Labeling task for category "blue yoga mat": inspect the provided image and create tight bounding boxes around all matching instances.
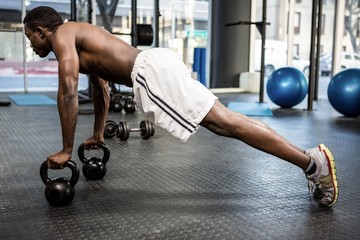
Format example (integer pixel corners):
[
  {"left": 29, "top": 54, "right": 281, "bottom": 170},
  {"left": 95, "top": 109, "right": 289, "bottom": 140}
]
[
  {"left": 8, "top": 94, "right": 56, "bottom": 106},
  {"left": 227, "top": 102, "right": 273, "bottom": 116}
]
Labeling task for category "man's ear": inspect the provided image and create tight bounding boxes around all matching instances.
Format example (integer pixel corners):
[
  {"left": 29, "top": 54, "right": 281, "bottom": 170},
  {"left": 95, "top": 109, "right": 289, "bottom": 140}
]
[{"left": 36, "top": 27, "right": 45, "bottom": 38}]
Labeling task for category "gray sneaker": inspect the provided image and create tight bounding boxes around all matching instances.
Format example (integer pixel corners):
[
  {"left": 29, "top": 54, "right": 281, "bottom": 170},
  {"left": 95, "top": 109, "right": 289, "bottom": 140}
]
[
  {"left": 305, "top": 144, "right": 326, "bottom": 156},
  {"left": 305, "top": 144, "right": 339, "bottom": 206}
]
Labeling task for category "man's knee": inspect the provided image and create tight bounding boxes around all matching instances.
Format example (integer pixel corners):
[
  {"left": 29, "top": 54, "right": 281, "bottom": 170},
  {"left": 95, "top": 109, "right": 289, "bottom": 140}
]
[{"left": 201, "top": 101, "right": 234, "bottom": 136}]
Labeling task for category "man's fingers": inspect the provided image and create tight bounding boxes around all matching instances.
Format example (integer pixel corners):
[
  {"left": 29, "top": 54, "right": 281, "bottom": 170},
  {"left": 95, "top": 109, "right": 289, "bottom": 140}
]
[
  {"left": 84, "top": 141, "right": 101, "bottom": 150},
  {"left": 47, "top": 159, "right": 64, "bottom": 169}
]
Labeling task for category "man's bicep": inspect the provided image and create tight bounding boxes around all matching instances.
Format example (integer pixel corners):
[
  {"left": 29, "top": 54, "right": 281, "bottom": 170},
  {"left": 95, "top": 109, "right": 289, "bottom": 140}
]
[{"left": 56, "top": 52, "right": 80, "bottom": 93}]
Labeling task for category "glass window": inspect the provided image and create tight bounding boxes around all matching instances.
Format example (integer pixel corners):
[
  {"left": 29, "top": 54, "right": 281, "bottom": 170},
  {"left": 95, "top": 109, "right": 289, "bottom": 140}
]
[
  {"left": 0, "top": 0, "right": 210, "bottom": 91},
  {"left": 294, "top": 12, "right": 301, "bottom": 34}
]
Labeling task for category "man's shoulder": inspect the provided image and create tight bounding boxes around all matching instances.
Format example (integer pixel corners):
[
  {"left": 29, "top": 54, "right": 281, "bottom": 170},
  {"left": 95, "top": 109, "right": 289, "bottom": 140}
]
[
  {"left": 54, "top": 22, "right": 94, "bottom": 41},
  {"left": 58, "top": 21, "right": 91, "bottom": 31}
]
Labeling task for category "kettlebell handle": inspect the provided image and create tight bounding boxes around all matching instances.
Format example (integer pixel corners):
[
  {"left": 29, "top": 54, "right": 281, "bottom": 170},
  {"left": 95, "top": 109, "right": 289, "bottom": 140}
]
[
  {"left": 78, "top": 142, "right": 110, "bottom": 165},
  {"left": 40, "top": 160, "right": 80, "bottom": 187}
]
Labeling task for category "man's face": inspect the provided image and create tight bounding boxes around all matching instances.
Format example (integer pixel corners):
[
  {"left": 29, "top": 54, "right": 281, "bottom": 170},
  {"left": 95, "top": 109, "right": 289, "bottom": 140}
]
[{"left": 24, "top": 24, "right": 51, "bottom": 58}]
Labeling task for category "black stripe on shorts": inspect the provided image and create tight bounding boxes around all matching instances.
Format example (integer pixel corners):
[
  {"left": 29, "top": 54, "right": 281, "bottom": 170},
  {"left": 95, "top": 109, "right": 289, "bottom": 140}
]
[{"left": 136, "top": 73, "right": 198, "bottom": 134}]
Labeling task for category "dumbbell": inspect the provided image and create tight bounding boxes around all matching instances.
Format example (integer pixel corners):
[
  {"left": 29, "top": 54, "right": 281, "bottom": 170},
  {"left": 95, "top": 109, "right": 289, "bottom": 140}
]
[
  {"left": 116, "top": 120, "right": 155, "bottom": 141},
  {"left": 104, "top": 120, "right": 117, "bottom": 138}
]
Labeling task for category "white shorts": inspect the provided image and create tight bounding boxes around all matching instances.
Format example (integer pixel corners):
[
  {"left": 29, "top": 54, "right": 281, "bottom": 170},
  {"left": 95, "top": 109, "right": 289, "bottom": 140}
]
[{"left": 131, "top": 48, "right": 218, "bottom": 142}]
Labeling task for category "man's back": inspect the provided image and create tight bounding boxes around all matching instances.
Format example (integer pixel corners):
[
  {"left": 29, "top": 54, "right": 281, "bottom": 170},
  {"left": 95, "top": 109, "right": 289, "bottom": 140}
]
[{"left": 53, "top": 22, "right": 141, "bottom": 86}]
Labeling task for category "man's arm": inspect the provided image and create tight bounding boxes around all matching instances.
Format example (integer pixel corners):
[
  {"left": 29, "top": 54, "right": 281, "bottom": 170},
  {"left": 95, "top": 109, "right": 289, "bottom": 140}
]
[
  {"left": 47, "top": 32, "right": 79, "bottom": 168},
  {"left": 57, "top": 58, "right": 79, "bottom": 155},
  {"left": 86, "top": 75, "right": 110, "bottom": 146}
]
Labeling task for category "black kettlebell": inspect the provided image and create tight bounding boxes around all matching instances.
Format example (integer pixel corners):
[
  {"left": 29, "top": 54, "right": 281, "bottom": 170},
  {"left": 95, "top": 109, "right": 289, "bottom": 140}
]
[
  {"left": 124, "top": 96, "right": 136, "bottom": 113},
  {"left": 78, "top": 143, "right": 110, "bottom": 180},
  {"left": 110, "top": 94, "right": 123, "bottom": 112},
  {"left": 40, "top": 160, "right": 80, "bottom": 206},
  {"left": 112, "top": 102, "right": 123, "bottom": 112}
]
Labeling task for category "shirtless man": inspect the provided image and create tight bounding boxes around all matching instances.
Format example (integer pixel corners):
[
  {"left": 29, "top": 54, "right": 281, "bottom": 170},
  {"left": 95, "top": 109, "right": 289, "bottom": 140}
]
[{"left": 23, "top": 6, "right": 338, "bottom": 206}]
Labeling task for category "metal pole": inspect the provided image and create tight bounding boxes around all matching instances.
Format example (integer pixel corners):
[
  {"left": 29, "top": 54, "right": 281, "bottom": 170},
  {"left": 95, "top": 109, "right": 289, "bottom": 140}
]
[
  {"left": 88, "top": 0, "right": 92, "bottom": 24},
  {"left": 131, "top": 0, "right": 138, "bottom": 47},
  {"left": 87, "top": 0, "right": 94, "bottom": 98},
  {"left": 314, "top": 0, "right": 323, "bottom": 101},
  {"left": 71, "top": 0, "right": 77, "bottom": 21},
  {"left": 91, "top": 0, "right": 96, "bottom": 24},
  {"left": 259, "top": 0, "right": 267, "bottom": 103},
  {"left": 21, "top": 0, "right": 28, "bottom": 93},
  {"left": 332, "top": 0, "right": 345, "bottom": 76},
  {"left": 248, "top": 0, "right": 257, "bottom": 73},
  {"left": 153, "top": 0, "right": 159, "bottom": 47},
  {"left": 171, "top": 2, "right": 176, "bottom": 39},
  {"left": 287, "top": 0, "right": 295, "bottom": 66},
  {"left": 308, "top": 0, "right": 318, "bottom": 111}
]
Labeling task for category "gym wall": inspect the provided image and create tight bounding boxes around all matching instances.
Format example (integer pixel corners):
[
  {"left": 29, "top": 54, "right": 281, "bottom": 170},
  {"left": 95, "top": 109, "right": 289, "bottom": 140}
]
[{"left": 209, "top": 0, "right": 251, "bottom": 88}]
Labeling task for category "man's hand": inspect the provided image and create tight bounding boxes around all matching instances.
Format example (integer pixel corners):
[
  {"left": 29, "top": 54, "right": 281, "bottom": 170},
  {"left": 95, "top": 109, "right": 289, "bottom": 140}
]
[
  {"left": 47, "top": 150, "right": 71, "bottom": 169},
  {"left": 84, "top": 135, "right": 105, "bottom": 150}
]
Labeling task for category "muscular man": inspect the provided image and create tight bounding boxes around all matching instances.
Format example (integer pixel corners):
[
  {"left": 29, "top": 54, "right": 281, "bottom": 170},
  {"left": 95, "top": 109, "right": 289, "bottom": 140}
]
[{"left": 23, "top": 6, "right": 338, "bottom": 206}]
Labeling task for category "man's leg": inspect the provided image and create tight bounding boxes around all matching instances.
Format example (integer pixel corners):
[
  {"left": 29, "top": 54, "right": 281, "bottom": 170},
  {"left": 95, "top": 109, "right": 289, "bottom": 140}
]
[
  {"left": 200, "top": 100, "right": 339, "bottom": 206},
  {"left": 200, "top": 100, "right": 310, "bottom": 169}
]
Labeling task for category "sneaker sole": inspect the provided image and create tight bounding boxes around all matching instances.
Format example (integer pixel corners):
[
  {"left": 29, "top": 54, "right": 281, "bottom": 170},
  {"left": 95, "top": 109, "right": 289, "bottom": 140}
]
[
  {"left": 318, "top": 143, "right": 326, "bottom": 151},
  {"left": 322, "top": 147, "right": 339, "bottom": 206}
]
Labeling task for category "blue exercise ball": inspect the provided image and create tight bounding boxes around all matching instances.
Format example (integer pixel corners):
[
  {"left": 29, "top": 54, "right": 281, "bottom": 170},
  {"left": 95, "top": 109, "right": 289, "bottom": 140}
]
[
  {"left": 266, "top": 67, "right": 308, "bottom": 108},
  {"left": 327, "top": 68, "right": 360, "bottom": 117}
]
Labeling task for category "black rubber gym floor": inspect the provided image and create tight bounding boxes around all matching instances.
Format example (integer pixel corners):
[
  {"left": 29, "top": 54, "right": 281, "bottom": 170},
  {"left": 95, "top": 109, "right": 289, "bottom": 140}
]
[{"left": 0, "top": 91, "right": 359, "bottom": 240}]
